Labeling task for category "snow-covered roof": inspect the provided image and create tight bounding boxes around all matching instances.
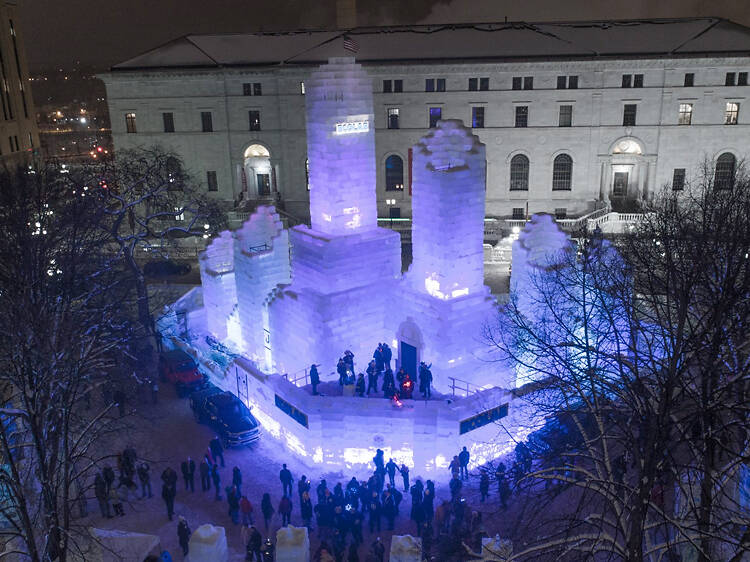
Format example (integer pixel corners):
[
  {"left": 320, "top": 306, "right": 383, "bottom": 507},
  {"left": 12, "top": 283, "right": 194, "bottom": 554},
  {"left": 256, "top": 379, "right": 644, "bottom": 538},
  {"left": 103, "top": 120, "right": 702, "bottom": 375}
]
[{"left": 112, "top": 18, "right": 750, "bottom": 71}]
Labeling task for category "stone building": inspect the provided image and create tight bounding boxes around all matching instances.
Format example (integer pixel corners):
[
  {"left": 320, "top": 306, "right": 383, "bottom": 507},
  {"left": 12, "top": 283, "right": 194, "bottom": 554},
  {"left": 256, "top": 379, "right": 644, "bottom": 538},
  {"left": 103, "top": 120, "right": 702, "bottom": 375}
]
[{"left": 101, "top": 18, "right": 750, "bottom": 220}]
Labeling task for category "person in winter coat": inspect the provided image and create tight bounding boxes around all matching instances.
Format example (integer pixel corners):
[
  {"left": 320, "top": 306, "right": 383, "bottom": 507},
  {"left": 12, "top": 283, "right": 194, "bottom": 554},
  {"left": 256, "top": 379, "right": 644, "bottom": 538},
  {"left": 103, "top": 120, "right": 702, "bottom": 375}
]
[
  {"left": 385, "top": 459, "right": 398, "bottom": 489},
  {"left": 371, "top": 537, "right": 385, "bottom": 562},
  {"left": 279, "top": 464, "right": 293, "bottom": 497},
  {"left": 232, "top": 466, "right": 243, "bottom": 496},
  {"left": 209, "top": 436, "right": 225, "bottom": 467},
  {"left": 300, "top": 491, "right": 313, "bottom": 529},
  {"left": 177, "top": 516, "right": 191, "bottom": 556},
  {"left": 261, "top": 493, "right": 274, "bottom": 531},
  {"left": 366, "top": 361, "right": 379, "bottom": 395},
  {"left": 94, "top": 473, "right": 110, "bottom": 518},
  {"left": 278, "top": 495, "right": 292, "bottom": 526},
  {"left": 355, "top": 373, "right": 365, "bottom": 397},
  {"left": 382, "top": 344, "right": 392, "bottom": 370},
  {"left": 449, "top": 474, "right": 462, "bottom": 500},
  {"left": 399, "top": 464, "right": 409, "bottom": 492},
  {"left": 162, "top": 482, "right": 176, "bottom": 520},
  {"left": 382, "top": 490, "right": 396, "bottom": 530},
  {"left": 211, "top": 464, "right": 221, "bottom": 500},
  {"left": 226, "top": 485, "right": 240, "bottom": 524},
  {"left": 368, "top": 492, "right": 381, "bottom": 533},
  {"left": 180, "top": 458, "right": 195, "bottom": 492},
  {"left": 199, "top": 459, "right": 211, "bottom": 492},
  {"left": 244, "top": 525, "right": 262, "bottom": 562},
  {"left": 448, "top": 455, "right": 461, "bottom": 479},
  {"left": 103, "top": 465, "right": 115, "bottom": 492},
  {"left": 346, "top": 543, "right": 359, "bottom": 562},
  {"left": 240, "top": 495, "right": 254, "bottom": 526},
  {"left": 137, "top": 462, "right": 153, "bottom": 499},
  {"left": 458, "top": 446, "right": 470, "bottom": 480},
  {"left": 309, "top": 364, "right": 320, "bottom": 395},
  {"left": 381, "top": 369, "right": 396, "bottom": 398}
]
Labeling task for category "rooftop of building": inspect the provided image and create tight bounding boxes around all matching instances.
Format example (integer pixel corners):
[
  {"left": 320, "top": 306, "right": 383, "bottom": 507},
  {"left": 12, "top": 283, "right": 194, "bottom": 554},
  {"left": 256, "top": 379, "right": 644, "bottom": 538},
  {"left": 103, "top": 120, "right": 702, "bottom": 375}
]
[{"left": 110, "top": 17, "right": 750, "bottom": 72}]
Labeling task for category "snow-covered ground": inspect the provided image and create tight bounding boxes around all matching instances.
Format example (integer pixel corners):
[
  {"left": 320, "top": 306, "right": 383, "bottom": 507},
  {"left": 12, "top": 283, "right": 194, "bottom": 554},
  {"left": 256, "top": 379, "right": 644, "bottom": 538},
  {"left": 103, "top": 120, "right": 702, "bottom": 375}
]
[{"left": 82, "top": 383, "right": 516, "bottom": 560}]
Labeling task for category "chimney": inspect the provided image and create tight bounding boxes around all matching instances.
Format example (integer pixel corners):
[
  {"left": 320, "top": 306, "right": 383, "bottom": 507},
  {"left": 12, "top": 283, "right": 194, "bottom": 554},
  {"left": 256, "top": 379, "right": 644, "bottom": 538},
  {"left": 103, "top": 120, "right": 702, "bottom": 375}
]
[{"left": 336, "top": 0, "right": 357, "bottom": 29}]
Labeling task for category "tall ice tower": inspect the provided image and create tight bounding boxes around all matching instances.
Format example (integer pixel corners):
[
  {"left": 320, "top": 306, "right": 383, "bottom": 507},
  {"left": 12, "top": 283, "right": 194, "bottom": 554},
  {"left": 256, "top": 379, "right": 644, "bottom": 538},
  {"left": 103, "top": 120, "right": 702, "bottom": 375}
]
[{"left": 269, "top": 57, "right": 402, "bottom": 374}]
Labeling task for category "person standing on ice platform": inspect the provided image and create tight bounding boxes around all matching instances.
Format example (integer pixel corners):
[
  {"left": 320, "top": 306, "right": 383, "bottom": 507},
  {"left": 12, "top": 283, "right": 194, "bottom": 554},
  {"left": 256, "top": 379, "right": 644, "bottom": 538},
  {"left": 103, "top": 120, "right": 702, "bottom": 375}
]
[
  {"left": 399, "top": 464, "right": 410, "bottom": 492},
  {"left": 337, "top": 358, "right": 347, "bottom": 386},
  {"left": 382, "top": 369, "right": 396, "bottom": 398},
  {"left": 382, "top": 344, "right": 392, "bottom": 370},
  {"left": 344, "top": 350, "right": 355, "bottom": 373},
  {"left": 373, "top": 345, "right": 384, "bottom": 372},
  {"left": 309, "top": 364, "right": 320, "bottom": 395},
  {"left": 458, "top": 446, "right": 470, "bottom": 480},
  {"left": 366, "top": 361, "right": 378, "bottom": 394},
  {"left": 356, "top": 373, "right": 366, "bottom": 396},
  {"left": 396, "top": 367, "right": 407, "bottom": 385},
  {"left": 419, "top": 362, "right": 433, "bottom": 398},
  {"left": 385, "top": 459, "right": 398, "bottom": 489}
]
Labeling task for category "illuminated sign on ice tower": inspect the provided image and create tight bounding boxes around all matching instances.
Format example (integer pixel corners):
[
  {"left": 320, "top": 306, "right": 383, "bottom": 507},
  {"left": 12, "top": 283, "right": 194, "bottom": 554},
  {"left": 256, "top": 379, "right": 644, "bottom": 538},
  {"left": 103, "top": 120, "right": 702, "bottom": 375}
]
[{"left": 306, "top": 57, "right": 377, "bottom": 234}]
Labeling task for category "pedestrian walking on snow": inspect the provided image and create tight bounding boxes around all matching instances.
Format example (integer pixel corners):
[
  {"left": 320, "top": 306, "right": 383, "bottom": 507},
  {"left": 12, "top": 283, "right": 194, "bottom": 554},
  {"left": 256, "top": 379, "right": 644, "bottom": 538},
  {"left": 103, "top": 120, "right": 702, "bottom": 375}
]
[
  {"left": 279, "top": 464, "right": 293, "bottom": 497},
  {"left": 199, "top": 459, "right": 211, "bottom": 492},
  {"left": 137, "top": 462, "right": 153, "bottom": 498},
  {"left": 211, "top": 464, "right": 222, "bottom": 500},
  {"left": 177, "top": 516, "right": 191, "bottom": 556},
  {"left": 162, "top": 482, "right": 176, "bottom": 520},
  {"left": 209, "top": 436, "right": 225, "bottom": 468},
  {"left": 309, "top": 364, "right": 320, "bottom": 395},
  {"left": 261, "top": 493, "right": 274, "bottom": 531},
  {"left": 400, "top": 464, "right": 410, "bottom": 492},
  {"left": 458, "top": 446, "right": 470, "bottom": 480},
  {"left": 180, "top": 458, "right": 195, "bottom": 492},
  {"left": 279, "top": 495, "right": 292, "bottom": 527},
  {"left": 233, "top": 466, "right": 242, "bottom": 496}
]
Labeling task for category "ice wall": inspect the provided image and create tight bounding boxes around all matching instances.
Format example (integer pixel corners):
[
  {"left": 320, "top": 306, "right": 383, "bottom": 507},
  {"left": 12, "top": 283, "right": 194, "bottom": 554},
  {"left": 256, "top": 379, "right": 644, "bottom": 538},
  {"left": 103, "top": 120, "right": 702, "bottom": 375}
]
[
  {"left": 410, "top": 119, "right": 486, "bottom": 299},
  {"left": 233, "top": 206, "right": 291, "bottom": 369},
  {"left": 199, "top": 231, "right": 236, "bottom": 340},
  {"left": 306, "top": 57, "right": 377, "bottom": 235}
]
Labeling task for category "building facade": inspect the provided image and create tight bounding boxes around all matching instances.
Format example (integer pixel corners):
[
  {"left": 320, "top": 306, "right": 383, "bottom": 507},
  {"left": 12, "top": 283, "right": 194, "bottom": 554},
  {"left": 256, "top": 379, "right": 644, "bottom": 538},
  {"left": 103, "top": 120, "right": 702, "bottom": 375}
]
[
  {"left": 101, "top": 18, "right": 750, "bottom": 221},
  {"left": 0, "top": 1, "right": 38, "bottom": 159}
]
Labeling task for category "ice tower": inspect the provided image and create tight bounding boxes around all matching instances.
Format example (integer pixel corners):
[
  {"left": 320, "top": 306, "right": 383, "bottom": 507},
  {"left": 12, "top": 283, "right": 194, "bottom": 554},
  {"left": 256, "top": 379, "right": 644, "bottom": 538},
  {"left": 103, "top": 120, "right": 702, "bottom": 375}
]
[
  {"left": 269, "top": 58, "right": 402, "bottom": 374},
  {"left": 395, "top": 120, "right": 501, "bottom": 389},
  {"left": 199, "top": 231, "right": 236, "bottom": 341}
]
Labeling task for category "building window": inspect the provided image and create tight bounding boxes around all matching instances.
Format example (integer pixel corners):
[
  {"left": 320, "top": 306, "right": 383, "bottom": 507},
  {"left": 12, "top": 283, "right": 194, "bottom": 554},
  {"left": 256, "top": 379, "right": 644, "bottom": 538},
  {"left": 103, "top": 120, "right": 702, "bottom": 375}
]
[
  {"left": 300, "top": 81, "right": 306, "bottom": 95},
  {"left": 243, "top": 83, "right": 252, "bottom": 96},
  {"left": 425, "top": 79, "right": 435, "bottom": 92},
  {"left": 429, "top": 107, "right": 441, "bottom": 128},
  {"left": 512, "top": 207, "right": 525, "bottom": 220},
  {"left": 385, "top": 155, "right": 404, "bottom": 191},
  {"left": 479, "top": 77, "right": 489, "bottom": 91},
  {"left": 162, "top": 112, "right": 174, "bottom": 133},
  {"left": 726, "top": 72, "right": 736, "bottom": 86},
  {"left": 523, "top": 76, "right": 533, "bottom": 90},
  {"left": 633, "top": 74, "right": 644, "bottom": 88},
  {"left": 623, "top": 104, "right": 637, "bottom": 126},
  {"left": 558, "top": 105, "right": 572, "bottom": 127},
  {"left": 394, "top": 79, "right": 403, "bottom": 93},
  {"left": 383, "top": 80, "right": 392, "bottom": 93},
  {"left": 678, "top": 103, "right": 693, "bottom": 125},
  {"left": 472, "top": 106, "right": 485, "bottom": 128},
  {"left": 672, "top": 168, "right": 686, "bottom": 191},
  {"left": 512, "top": 77, "right": 522, "bottom": 90},
  {"left": 436, "top": 78, "right": 446, "bottom": 92},
  {"left": 715, "top": 153, "right": 736, "bottom": 190},
  {"left": 253, "top": 83, "right": 262, "bottom": 96},
  {"left": 468, "top": 78, "right": 478, "bottom": 91},
  {"left": 509, "top": 154, "right": 529, "bottom": 191},
  {"left": 249, "top": 110, "right": 261, "bottom": 131},
  {"left": 555, "top": 208, "right": 568, "bottom": 219},
  {"left": 201, "top": 111, "right": 213, "bottom": 132},
  {"left": 740, "top": 72, "right": 748, "bottom": 86},
  {"left": 515, "top": 106, "right": 528, "bottom": 128},
  {"left": 622, "top": 74, "right": 632, "bottom": 88},
  {"left": 568, "top": 75, "right": 578, "bottom": 89},
  {"left": 125, "top": 112, "right": 136, "bottom": 133},
  {"left": 206, "top": 171, "right": 218, "bottom": 192},
  {"left": 174, "top": 206, "right": 185, "bottom": 221},
  {"left": 725, "top": 102, "right": 740, "bottom": 125},
  {"left": 557, "top": 75, "right": 567, "bottom": 89},
  {"left": 552, "top": 154, "right": 573, "bottom": 191},
  {"left": 684, "top": 73, "right": 694, "bottom": 87},
  {"left": 389, "top": 207, "right": 401, "bottom": 218},
  {"left": 387, "top": 108, "right": 399, "bottom": 129}
]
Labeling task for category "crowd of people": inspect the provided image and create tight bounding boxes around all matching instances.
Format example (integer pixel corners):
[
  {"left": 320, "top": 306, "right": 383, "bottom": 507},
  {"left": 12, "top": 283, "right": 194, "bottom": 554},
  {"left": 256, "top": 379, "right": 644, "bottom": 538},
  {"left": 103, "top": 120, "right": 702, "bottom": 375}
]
[{"left": 309, "top": 344, "right": 435, "bottom": 401}]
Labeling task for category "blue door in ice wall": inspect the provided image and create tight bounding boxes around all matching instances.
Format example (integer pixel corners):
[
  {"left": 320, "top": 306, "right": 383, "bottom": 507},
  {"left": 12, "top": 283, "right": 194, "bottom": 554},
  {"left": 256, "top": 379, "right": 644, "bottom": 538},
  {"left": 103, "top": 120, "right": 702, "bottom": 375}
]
[{"left": 400, "top": 341, "right": 417, "bottom": 379}]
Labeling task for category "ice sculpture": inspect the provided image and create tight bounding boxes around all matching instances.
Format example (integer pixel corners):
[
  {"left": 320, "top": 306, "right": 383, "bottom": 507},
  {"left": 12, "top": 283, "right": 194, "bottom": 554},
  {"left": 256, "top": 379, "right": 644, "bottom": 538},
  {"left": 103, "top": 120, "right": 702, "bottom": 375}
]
[
  {"left": 306, "top": 57, "right": 377, "bottom": 235},
  {"left": 410, "top": 119, "right": 487, "bottom": 299},
  {"left": 199, "top": 230, "right": 236, "bottom": 341},
  {"left": 233, "top": 206, "right": 291, "bottom": 370},
  {"left": 275, "top": 525, "right": 310, "bottom": 562}
]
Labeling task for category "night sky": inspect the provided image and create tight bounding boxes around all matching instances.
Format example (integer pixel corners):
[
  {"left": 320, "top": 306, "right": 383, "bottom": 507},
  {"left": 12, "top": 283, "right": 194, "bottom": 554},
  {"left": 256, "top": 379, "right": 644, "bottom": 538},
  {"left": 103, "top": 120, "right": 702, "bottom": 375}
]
[{"left": 22, "top": 0, "right": 750, "bottom": 71}]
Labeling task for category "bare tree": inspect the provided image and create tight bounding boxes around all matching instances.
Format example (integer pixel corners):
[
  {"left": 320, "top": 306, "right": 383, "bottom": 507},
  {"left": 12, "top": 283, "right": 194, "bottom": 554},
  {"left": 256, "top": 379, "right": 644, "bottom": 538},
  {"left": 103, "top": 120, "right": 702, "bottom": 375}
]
[
  {"left": 487, "top": 160, "right": 750, "bottom": 561},
  {"left": 0, "top": 163, "right": 132, "bottom": 561}
]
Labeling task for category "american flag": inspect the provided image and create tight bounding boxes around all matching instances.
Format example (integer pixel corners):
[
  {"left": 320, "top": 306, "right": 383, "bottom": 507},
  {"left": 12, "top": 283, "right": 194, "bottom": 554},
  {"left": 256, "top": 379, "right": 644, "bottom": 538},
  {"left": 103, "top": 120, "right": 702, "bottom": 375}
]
[{"left": 343, "top": 35, "right": 359, "bottom": 53}]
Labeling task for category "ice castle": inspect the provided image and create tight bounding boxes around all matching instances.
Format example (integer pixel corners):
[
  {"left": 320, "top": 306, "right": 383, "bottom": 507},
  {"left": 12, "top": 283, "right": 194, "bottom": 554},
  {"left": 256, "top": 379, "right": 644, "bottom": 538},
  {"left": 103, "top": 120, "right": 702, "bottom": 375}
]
[{"left": 166, "top": 57, "right": 559, "bottom": 474}]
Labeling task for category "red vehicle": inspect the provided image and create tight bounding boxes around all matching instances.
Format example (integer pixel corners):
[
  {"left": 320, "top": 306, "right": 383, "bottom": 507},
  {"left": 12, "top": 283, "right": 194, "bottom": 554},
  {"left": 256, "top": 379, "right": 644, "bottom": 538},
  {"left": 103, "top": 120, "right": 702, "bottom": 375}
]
[{"left": 158, "top": 349, "right": 207, "bottom": 396}]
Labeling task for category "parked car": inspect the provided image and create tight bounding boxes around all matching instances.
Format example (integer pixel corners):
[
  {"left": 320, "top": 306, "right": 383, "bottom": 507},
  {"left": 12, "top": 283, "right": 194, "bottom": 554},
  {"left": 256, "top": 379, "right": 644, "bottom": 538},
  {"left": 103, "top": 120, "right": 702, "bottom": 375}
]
[
  {"left": 158, "top": 349, "right": 207, "bottom": 396},
  {"left": 144, "top": 260, "right": 191, "bottom": 278},
  {"left": 189, "top": 386, "right": 261, "bottom": 448}
]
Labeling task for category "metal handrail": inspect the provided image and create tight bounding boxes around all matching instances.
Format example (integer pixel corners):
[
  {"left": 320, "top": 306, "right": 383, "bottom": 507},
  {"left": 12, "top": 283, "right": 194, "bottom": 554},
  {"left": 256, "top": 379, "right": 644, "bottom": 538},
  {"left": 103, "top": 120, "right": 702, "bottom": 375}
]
[{"left": 448, "top": 376, "right": 480, "bottom": 398}]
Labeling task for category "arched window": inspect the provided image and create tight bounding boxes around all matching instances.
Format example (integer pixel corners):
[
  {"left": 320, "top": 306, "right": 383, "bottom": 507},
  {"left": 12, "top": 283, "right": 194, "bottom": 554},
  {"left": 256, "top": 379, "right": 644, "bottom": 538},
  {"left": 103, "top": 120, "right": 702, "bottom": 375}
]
[
  {"left": 715, "top": 152, "right": 736, "bottom": 190},
  {"left": 385, "top": 155, "right": 404, "bottom": 191},
  {"left": 552, "top": 154, "right": 573, "bottom": 191},
  {"left": 509, "top": 154, "right": 529, "bottom": 191}
]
